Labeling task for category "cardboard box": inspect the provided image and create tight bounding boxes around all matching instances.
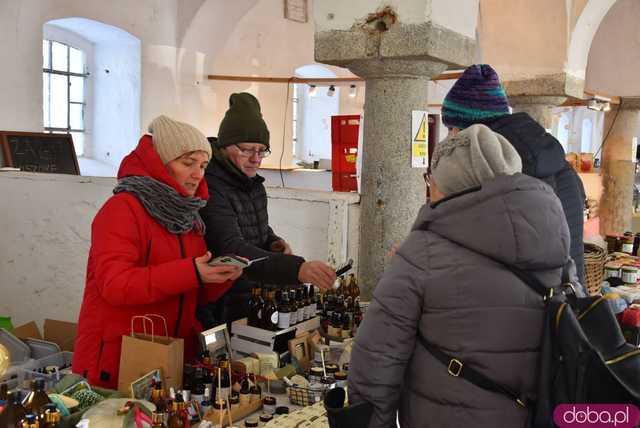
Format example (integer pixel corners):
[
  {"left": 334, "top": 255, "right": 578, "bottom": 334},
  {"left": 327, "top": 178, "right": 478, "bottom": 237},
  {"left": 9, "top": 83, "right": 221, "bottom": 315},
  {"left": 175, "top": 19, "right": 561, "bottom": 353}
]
[
  {"left": 12, "top": 319, "right": 77, "bottom": 352},
  {"left": 12, "top": 321, "right": 43, "bottom": 340}
]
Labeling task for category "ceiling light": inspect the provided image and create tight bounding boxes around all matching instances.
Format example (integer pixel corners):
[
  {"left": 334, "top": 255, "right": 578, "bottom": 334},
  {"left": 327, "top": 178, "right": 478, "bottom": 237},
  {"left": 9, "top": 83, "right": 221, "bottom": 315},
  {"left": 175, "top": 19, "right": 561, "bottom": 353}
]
[
  {"left": 587, "top": 99, "right": 600, "bottom": 111},
  {"left": 327, "top": 85, "right": 336, "bottom": 97},
  {"left": 602, "top": 102, "right": 611, "bottom": 112},
  {"left": 308, "top": 84, "right": 317, "bottom": 97},
  {"left": 349, "top": 84, "right": 357, "bottom": 98}
]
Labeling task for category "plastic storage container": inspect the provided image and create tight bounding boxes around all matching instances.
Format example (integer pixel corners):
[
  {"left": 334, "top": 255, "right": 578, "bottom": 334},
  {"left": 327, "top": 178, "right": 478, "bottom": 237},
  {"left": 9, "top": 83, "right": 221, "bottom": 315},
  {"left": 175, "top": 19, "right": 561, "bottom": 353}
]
[{"left": 331, "top": 115, "right": 359, "bottom": 192}]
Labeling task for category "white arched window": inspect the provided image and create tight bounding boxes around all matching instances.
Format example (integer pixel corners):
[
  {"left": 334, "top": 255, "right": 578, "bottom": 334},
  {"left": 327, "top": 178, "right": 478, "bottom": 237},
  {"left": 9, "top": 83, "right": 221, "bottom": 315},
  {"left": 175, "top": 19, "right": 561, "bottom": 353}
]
[
  {"left": 293, "top": 65, "right": 340, "bottom": 164},
  {"left": 44, "top": 18, "right": 141, "bottom": 177},
  {"left": 43, "top": 34, "right": 89, "bottom": 156},
  {"left": 581, "top": 118, "right": 593, "bottom": 153}
]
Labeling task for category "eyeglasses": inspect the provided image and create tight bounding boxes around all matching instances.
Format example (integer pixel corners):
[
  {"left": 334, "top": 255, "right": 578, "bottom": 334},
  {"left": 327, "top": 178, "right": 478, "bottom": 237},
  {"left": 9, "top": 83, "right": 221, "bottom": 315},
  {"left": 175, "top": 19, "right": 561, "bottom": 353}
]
[
  {"left": 423, "top": 172, "right": 431, "bottom": 187},
  {"left": 234, "top": 144, "right": 271, "bottom": 158}
]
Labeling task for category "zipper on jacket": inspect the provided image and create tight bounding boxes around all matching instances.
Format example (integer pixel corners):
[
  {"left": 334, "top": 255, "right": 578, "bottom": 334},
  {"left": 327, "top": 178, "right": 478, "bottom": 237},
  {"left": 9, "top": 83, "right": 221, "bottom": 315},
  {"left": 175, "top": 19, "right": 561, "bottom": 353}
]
[{"left": 174, "top": 235, "right": 186, "bottom": 337}]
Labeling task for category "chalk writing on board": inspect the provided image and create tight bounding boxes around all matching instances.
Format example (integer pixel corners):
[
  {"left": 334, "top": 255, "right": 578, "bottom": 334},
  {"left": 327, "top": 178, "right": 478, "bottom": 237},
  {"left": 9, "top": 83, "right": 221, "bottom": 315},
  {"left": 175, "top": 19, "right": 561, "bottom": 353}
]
[{"left": 1, "top": 132, "right": 79, "bottom": 175}]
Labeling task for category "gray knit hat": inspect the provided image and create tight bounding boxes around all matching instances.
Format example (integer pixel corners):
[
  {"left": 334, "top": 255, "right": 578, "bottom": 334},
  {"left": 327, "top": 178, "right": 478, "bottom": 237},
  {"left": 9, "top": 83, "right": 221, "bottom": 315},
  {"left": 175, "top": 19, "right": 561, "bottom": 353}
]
[
  {"left": 431, "top": 124, "right": 522, "bottom": 195},
  {"left": 148, "top": 115, "right": 212, "bottom": 165}
]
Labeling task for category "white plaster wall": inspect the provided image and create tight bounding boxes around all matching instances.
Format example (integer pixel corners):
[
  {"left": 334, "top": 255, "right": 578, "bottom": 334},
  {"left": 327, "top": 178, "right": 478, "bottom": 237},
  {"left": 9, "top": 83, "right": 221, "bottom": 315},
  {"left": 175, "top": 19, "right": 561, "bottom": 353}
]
[
  {"left": 93, "top": 42, "right": 141, "bottom": 169},
  {"left": 313, "top": 0, "right": 478, "bottom": 38},
  {"left": 0, "top": 172, "right": 359, "bottom": 328},
  {"left": 430, "top": 0, "right": 479, "bottom": 39},
  {"left": 585, "top": 0, "right": 640, "bottom": 96},
  {"left": 260, "top": 169, "right": 332, "bottom": 191}
]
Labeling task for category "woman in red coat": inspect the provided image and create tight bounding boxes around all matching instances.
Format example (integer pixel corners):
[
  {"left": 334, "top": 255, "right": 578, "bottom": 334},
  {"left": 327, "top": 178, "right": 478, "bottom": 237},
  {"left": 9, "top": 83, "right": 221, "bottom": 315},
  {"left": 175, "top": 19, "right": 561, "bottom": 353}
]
[{"left": 73, "top": 115, "right": 242, "bottom": 389}]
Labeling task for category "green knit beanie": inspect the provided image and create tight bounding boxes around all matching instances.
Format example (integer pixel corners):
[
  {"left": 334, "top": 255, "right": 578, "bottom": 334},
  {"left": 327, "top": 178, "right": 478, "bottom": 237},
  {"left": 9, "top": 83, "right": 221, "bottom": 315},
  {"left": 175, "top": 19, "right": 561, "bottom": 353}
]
[{"left": 216, "top": 92, "right": 270, "bottom": 149}]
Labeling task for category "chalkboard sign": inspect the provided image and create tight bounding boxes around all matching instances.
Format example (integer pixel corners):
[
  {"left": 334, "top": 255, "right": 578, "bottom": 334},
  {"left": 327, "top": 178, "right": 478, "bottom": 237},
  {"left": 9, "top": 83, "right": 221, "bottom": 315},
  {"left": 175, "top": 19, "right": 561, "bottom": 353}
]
[{"left": 0, "top": 131, "right": 80, "bottom": 175}]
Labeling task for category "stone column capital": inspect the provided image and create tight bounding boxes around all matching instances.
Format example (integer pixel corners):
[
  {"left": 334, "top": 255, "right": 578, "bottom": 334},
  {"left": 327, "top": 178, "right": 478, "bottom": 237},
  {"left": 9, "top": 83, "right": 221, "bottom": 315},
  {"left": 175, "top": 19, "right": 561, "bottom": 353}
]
[
  {"left": 503, "top": 72, "right": 584, "bottom": 100},
  {"left": 508, "top": 95, "right": 568, "bottom": 108},
  {"left": 315, "top": 21, "right": 475, "bottom": 79}
]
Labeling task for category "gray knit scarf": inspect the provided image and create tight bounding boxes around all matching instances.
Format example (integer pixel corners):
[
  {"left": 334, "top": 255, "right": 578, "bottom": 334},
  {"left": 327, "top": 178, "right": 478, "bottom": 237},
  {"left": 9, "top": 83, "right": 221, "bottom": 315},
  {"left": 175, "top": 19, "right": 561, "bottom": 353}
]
[{"left": 114, "top": 176, "right": 207, "bottom": 235}]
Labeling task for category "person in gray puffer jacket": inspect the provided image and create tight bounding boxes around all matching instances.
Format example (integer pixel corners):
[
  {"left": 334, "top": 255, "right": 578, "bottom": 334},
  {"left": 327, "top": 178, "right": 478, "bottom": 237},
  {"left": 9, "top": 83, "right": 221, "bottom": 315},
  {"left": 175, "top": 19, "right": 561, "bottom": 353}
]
[{"left": 348, "top": 124, "right": 572, "bottom": 428}]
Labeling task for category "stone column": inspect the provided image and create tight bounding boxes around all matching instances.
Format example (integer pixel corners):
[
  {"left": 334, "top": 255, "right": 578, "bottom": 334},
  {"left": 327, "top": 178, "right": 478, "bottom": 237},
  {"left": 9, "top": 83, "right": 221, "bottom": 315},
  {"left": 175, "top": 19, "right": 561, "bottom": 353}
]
[
  {"left": 504, "top": 73, "right": 584, "bottom": 130},
  {"left": 315, "top": 19, "right": 475, "bottom": 297},
  {"left": 600, "top": 97, "right": 640, "bottom": 236},
  {"left": 509, "top": 96, "right": 567, "bottom": 130}
]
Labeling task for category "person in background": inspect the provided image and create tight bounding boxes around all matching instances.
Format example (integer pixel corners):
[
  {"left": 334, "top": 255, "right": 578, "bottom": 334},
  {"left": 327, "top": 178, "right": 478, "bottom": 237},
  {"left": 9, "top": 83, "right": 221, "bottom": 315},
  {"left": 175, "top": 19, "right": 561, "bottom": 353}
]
[
  {"left": 73, "top": 115, "right": 242, "bottom": 389},
  {"left": 200, "top": 93, "right": 336, "bottom": 325},
  {"left": 441, "top": 64, "right": 586, "bottom": 284},
  {"left": 348, "top": 124, "right": 573, "bottom": 427}
]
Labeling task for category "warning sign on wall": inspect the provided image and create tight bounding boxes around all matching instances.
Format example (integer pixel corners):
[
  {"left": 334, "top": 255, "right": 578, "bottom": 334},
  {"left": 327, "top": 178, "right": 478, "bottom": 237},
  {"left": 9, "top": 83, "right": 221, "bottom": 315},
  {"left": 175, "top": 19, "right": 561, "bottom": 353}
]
[{"left": 411, "top": 111, "right": 429, "bottom": 168}]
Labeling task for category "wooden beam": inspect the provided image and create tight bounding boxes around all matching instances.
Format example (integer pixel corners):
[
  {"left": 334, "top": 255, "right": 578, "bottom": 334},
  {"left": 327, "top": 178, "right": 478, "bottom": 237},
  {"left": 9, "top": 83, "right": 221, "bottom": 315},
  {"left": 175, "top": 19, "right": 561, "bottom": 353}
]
[
  {"left": 207, "top": 75, "right": 364, "bottom": 84},
  {"left": 431, "top": 71, "right": 463, "bottom": 81},
  {"left": 583, "top": 89, "right": 621, "bottom": 104},
  {"left": 207, "top": 71, "right": 466, "bottom": 85}
]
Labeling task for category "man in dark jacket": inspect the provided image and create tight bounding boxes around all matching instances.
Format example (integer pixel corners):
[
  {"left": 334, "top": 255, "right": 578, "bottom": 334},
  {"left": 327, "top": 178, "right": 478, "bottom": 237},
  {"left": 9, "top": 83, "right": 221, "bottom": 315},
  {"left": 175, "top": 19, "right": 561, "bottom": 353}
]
[
  {"left": 200, "top": 92, "right": 336, "bottom": 324},
  {"left": 441, "top": 64, "right": 586, "bottom": 283}
]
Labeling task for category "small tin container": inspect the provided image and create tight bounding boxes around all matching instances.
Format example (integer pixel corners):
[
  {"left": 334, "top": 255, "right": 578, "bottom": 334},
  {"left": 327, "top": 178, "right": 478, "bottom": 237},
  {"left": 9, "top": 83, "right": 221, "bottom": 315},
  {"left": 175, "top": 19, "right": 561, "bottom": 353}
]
[
  {"left": 621, "top": 266, "right": 639, "bottom": 284},
  {"left": 262, "top": 395, "right": 277, "bottom": 414},
  {"left": 309, "top": 366, "right": 324, "bottom": 383},
  {"left": 604, "top": 263, "right": 621, "bottom": 279},
  {"left": 334, "top": 371, "right": 348, "bottom": 388},
  {"left": 314, "top": 344, "right": 330, "bottom": 363},
  {"left": 260, "top": 413, "right": 274, "bottom": 423},
  {"left": 244, "top": 418, "right": 259, "bottom": 428},
  {"left": 324, "top": 363, "right": 339, "bottom": 376}
]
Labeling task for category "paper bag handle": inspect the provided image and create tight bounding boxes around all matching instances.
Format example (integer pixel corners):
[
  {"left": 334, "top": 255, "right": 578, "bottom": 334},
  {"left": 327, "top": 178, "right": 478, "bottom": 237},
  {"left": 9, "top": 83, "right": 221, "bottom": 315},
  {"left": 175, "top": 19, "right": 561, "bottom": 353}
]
[
  {"left": 130, "top": 314, "right": 169, "bottom": 342},
  {"left": 131, "top": 315, "right": 154, "bottom": 340},
  {"left": 144, "top": 314, "right": 169, "bottom": 338}
]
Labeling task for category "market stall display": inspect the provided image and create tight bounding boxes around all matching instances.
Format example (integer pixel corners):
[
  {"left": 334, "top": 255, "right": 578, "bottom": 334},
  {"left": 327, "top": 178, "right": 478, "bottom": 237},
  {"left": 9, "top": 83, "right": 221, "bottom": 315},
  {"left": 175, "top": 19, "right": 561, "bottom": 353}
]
[{"left": 0, "top": 271, "right": 367, "bottom": 427}]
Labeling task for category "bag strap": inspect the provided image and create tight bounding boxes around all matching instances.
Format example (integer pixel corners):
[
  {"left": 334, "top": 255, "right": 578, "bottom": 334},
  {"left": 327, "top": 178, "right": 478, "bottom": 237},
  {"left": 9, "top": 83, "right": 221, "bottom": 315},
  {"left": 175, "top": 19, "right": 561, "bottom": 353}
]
[{"left": 417, "top": 334, "right": 528, "bottom": 408}]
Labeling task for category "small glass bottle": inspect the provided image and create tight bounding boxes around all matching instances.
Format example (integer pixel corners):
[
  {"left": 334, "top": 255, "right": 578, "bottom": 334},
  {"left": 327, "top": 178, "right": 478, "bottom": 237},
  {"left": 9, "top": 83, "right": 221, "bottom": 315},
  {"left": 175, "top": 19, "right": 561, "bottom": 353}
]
[
  {"left": 622, "top": 232, "right": 634, "bottom": 254},
  {"left": 288, "top": 290, "right": 298, "bottom": 325},
  {"left": 41, "top": 404, "right": 61, "bottom": 428},
  {"left": 248, "top": 287, "right": 264, "bottom": 328},
  {"left": 277, "top": 289, "right": 292, "bottom": 329},
  {"left": 0, "top": 382, "right": 8, "bottom": 403},
  {"left": 167, "top": 393, "right": 187, "bottom": 428},
  {"left": 308, "top": 285, "right": 317, "bottom": 317},
  {"left": 200, "top": 387, "right": 212, "bottom": 416},
  {"left": 20, "top": 414, "right": 39, "bottom": 428},
  {"left": 249, "top": 374, "right": 261, "bottom": 402},
  {"left": 0, "top": 391, "right": 26, "bottom": 428},
  {"left": 217, "top": 359, "right": 231, "bottom": 401},
  {"left": 239, "top": 375, "right": 251, "bottom": 406},
  {"left": 262, "top": 290, "right": 279, "bottom": 330},
  {"left": 151, "top": 412, "right": 168, "bottom": 428},
  {"left": 23, "top": 379, "right": 52, "bottom": 420},
  {"left": 295, "top": 288, "right": 305, "bottom": 323},
  {"left": 151, "top": 381, "right": 167, "bottom": 415}
]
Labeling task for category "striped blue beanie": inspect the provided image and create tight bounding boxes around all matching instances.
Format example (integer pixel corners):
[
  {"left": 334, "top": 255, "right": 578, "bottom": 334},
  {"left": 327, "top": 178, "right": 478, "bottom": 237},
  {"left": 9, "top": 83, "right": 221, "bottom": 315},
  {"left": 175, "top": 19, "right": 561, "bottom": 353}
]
[{"left": 441, "top": 64, "right": 510, "bottom": 130}]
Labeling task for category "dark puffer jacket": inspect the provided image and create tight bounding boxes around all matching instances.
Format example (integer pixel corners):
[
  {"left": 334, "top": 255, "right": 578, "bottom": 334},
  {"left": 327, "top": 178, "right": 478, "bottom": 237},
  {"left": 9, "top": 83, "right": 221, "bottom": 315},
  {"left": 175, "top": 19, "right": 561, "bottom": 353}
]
[
  {"left": 483, "top": 113, "right": 586, "bottom": 283},
  {"left": 348, "top": 174, "right": 571, "bottom": 428}
]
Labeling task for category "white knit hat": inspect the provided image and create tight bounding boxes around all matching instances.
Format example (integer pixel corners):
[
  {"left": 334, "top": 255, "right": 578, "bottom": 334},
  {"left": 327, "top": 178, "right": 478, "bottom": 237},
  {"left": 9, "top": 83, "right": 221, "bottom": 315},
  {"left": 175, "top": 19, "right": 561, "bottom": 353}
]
[
  {"left": 148, "top": 115, "right": 212, "bottom": 164},
  {"left": 431, "top": 124, "right": 522, "bottom": 195}
]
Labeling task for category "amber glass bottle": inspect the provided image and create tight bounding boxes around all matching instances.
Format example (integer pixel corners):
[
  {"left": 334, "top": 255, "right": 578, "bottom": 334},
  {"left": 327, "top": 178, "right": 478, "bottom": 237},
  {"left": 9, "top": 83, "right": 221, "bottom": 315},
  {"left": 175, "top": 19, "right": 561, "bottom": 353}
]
[
  {"left": 23, "top": 379, "right": 51, "bottom": 419},
  {"left": 40, "top": 404, "right": 61, "bottom": 428},
  {"left": 0, "top": 391, "right": 27, "bottom": 428},
  {"left": 262, "top": 291, "right": 279, "bottom": 330},
  {"left": 167, "top": 393, "right": 187, "bottom": 428},
  {"left": 277, "top": 289, "right": 291, "bottom": 329},
  {"left": 248, "top": 287, "right": 264, "bottom": 327}
]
